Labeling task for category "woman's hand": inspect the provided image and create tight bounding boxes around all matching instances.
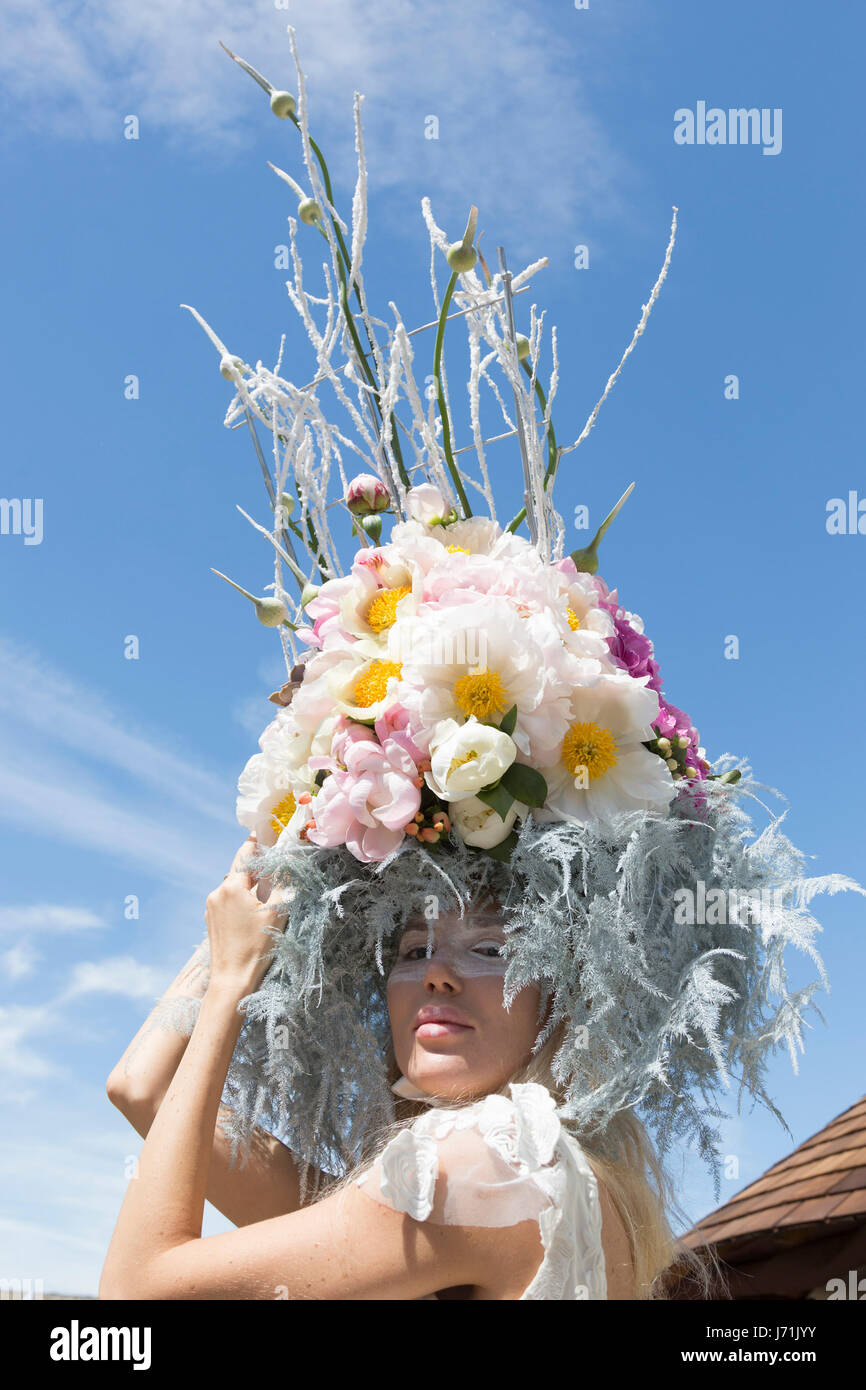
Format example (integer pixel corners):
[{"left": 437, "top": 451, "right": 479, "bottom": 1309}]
[{"left": 204, "top": 834, "right": 286, "bottom": 997}]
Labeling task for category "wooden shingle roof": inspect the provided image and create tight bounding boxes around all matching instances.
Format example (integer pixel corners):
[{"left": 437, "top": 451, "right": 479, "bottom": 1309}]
[{"left": 682, "top": 1093, "right": 866, "bottom": 1248}]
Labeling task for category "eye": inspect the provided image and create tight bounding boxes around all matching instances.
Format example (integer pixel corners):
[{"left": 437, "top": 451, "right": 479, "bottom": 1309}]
[
  {"left": 402, "top": 945, "right": 431, "bottom": 961},
  {"left": 475, "top": 942, "right": 503, "bottom": 957}
]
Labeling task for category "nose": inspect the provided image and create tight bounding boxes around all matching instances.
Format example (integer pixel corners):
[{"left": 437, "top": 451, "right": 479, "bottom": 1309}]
[{"left": 422, "top": 948, "right": 463, "bottom": 993}]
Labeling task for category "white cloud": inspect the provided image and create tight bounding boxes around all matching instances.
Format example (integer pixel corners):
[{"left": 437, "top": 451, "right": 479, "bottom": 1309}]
[
  {"left": 0, "top": 905, "right": 106, "bottom": 934},
  {"left": 0, "top": 635, "right": 240, "bottom": 888},
  {"left": 0, "top": 944, "right": 41, "bottom": 981},
  {"left": 0, "top": 1003, "right": 65, "bottom": 1082},
  {"left": 0, "top": 759, "right": 228, "bottom": 888},
  {"left": 0, "top": 636, "right": 237, "bottom": 827},
  {"left": 0, "top": 0, "right": 631, "bottom": 254},
  {"left": 61, "top": 955, "right": 167, "bottom": 1002}
]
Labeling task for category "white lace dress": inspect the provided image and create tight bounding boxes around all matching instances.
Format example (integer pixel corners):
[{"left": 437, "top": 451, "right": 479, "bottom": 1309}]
[{"left": 354, "top": 1080, "right": 607, "bottom": 1300}]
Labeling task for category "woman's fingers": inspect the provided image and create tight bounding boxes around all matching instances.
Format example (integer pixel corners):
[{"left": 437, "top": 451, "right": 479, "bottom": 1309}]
[{"left": 227, "top": 833, "right": 258, "bottom": 879}]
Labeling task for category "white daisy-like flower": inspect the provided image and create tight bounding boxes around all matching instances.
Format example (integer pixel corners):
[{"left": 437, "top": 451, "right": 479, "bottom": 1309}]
[
  {"left": 325, "top": 637, "right": 406, "bottom": 722},
  {"left": 236, "top": 706, "right": 333, "bottom": 847},
  {"left": 560, "top": 571, "right": 616, "bottom": 642},
  {"left": 391, "top": 599, "right": 569, "bottom": 762},
  {"left": 536, "top": 671, "right": 675, "bottom": 827},
  {"left": 306, "top": 546, "right": 426, "bottom": 650},
  {"left": 390, "top": 515, "right": 538, "bottom": 567}
]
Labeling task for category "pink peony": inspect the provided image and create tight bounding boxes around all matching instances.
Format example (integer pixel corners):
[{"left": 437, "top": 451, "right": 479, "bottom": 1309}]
[
  {"left": 373, "top": 704, "right": 427, "bottom": 765},
  {"left": 306, "top": 718, "right": 422, "bottom": 862}
]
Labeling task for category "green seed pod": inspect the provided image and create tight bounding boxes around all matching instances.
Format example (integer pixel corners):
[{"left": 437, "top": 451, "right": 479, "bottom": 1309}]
[
  {"left": 278, "top": 492, "right": 295, "bottom": 518},
  {"left": 270, "top": 90, "right": 297, "bottom": 118},
  {"left": 298, "top": 198, "right": 322, "bottom": 226},
  {"left": 254, "top": 597, "right": 290, "bottom": 627},
  {"left": 515, "top": 333, "right": 531, "bottom": 361},
  {"left": 360, "top": 513, "right": 383, "bottom": 543},
  {"left": 446, "top": 205, "right": 479, "bottom": 273},
  {"left": 300, "top": 583, "right": 320, "bottom": 607},
  {"left": 212, "top": 568, "right": 289, "bottom": 628},
  {"left": 447, "top": 242, "right": 477, "bottom": 272},
  {"left": 569, "top": 482, "right": 635, "bottom": 574}
]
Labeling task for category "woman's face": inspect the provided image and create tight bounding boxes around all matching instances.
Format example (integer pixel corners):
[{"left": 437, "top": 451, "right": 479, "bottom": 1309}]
[{"left": 386, "top": 902, "right": 543, "bottom": 1101}]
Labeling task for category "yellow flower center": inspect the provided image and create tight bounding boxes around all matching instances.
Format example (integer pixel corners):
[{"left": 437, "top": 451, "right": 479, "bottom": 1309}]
[
  {"left": 448, "top": 748, "right": 479, "bottom": 777},
  {"left": 352, "top": 659, "right": 403, "bottom": 707},
  {"left": 566, "top": 606, "right": 581, "bottom": 630},
  {"left": 365, "top": 585, "right": 411, "bottom": 633},
  {"left": 453, "top": 668, "right": 508, "bottom": 721},
  {"left": 446, "top": 544, "right": 470, "bottom": 553},
  {"left": 561, "top": 720, "right": 619, "bottom": 780},
  {"left": 270, "top": 791, "right": 297, "bottom": 836}
]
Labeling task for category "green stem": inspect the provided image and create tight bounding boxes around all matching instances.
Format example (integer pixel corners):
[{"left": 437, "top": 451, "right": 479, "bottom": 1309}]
[
  {"left": 293, "top": 118, "right": 409, "bottom": 491},
  {"left": 433, "top": 272, "right": 472, "bottom": 518},
  {"left": 506, "top": 362, "right": 559, "bottom": 533}
]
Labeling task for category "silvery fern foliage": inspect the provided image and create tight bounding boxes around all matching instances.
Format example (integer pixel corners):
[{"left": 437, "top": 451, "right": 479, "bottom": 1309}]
[{"left": 152, "top": 764, "right": 862, "bottom": 1202}]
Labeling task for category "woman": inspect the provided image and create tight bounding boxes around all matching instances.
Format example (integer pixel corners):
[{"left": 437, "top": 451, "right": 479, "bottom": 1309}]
[
  {"left": 126, "top": 42, "right": 861, "bottom": 1300},
  {"left": 101, "top": 834, "right": 717, "bottom": 1300}
]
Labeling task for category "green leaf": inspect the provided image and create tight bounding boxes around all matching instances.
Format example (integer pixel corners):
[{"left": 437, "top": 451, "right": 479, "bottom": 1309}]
[
  {"left": 500, "top": 763, "right": 548, "bottom": 808},
  {"left": 476, "top": 783, "right": 515, "bottom": 821},
  {"left": 500, "top": 704, "right": 517, "bottom": 736}
]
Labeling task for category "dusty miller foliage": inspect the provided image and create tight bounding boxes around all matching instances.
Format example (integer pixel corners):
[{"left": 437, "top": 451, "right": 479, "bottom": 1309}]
[{"left": 152, "top": 757, "right": 862, "bottom": 1202}]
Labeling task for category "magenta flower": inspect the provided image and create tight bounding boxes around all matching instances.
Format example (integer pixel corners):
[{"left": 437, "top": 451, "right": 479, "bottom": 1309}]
[
  {"left": 593, "top": 575, "right": 661, "bottom": 692},
  {"left": 654, "top": 698, "right": 707, "bottom": 780},
  {"left": 306, "top": 719, "right": 422, "bottom": 862},
  {"left": 593, "top": 574, "right": 705, "bottom": 779}
]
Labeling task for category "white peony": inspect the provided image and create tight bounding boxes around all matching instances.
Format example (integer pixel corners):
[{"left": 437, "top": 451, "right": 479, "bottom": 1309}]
[
  {"left": 392, "top": 599, "right": 570, "bottom": 763},
  {"left": 536, "top": 671, "right": 675, "bottom": 827},
  {"left": 451, "top": 794, "right": 528, "bottom": 848},
  {"left": 424, "top": 716, "right": 517, "bottom": 803}
]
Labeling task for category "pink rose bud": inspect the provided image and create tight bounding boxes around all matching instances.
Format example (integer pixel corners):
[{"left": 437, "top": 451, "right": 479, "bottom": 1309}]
[{"left": 346, "top": 474, "right": 390, "bottom": 516}]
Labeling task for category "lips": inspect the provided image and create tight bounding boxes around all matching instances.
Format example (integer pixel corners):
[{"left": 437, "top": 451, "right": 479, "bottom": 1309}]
[{"left": 413, "top": 1008, "right": 473, "bottom": 1030}]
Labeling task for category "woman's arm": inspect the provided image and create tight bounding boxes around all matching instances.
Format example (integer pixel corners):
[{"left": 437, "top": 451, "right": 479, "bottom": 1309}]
[
  {"left": 99, "top": 976, "right": 537, "bottom": 1300},
  {"left": 106, "top": 934, "right": 211, "bottom": 1117},
  {"left": 106, "top": 932, "right": 320, "bottom": 1227},
  {"left": 99, "top": 836, "right": 529, "bottom": 1301}
]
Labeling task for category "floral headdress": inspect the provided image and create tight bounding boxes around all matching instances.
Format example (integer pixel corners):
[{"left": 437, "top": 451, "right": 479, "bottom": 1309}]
[{"left": 175, "top": 29, "right": 864, "bottom": 1198}]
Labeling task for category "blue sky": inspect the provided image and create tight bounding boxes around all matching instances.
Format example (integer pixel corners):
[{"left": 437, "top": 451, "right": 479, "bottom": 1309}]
[{"left": 1, "top": 0, "right": 864, "bottom": 1296}]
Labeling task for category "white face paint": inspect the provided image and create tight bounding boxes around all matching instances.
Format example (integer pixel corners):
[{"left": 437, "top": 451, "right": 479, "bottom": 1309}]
[
  {"left": 386, "top": 903, "right": 545, "bottom": 1104},
  {"left": 387, "top": 912, "right": 511, "bottom": 982}
]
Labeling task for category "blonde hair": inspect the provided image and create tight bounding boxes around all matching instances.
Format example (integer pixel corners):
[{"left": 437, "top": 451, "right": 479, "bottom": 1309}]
[{"left": 305, "top": 1013, "right": 729, "bottom": 1300}]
